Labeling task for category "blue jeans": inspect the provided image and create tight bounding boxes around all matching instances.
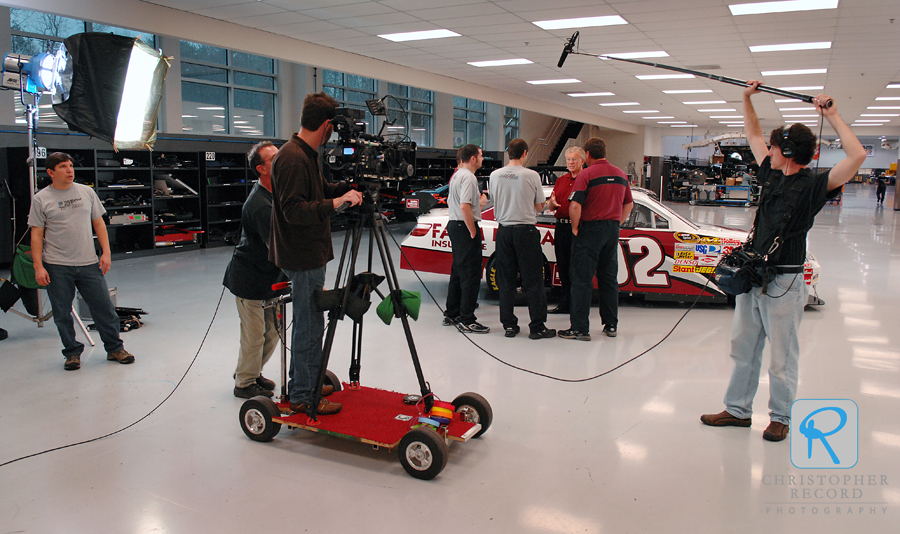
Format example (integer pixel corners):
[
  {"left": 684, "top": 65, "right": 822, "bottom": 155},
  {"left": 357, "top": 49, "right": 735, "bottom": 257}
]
[
  {"left": 44, "top": 262, "right": 123, "bottom": 357},
  {"left": 723, "top": 273, "right": 808, "bottom": 424},
  {"left": 285, "top": 266, "right": 326, "bottom": 405}
]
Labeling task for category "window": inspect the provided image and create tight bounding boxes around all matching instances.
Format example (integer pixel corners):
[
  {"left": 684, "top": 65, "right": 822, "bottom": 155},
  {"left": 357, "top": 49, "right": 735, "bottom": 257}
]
[
  {"left": 9, "top": 8, "right": 156, "bottom": 129},
  {"left": 504, "top": 107, "right": 520, "bottom": 148},
  {"left": 180, "top": 40, "right": 276, "bottom": 137},
  {"left": 453, "top": 97, "right": 486, "bottom": 148},
  {"left": 322, "top": 69, "right": 376, "bottom": 134},
  {"left": 386, "top": 83, "right": 433, "bottom": 147}
]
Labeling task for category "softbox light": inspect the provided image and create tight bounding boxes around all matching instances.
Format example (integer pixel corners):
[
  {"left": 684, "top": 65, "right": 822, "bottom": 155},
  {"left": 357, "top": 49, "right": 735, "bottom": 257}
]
[{"left": 52, "top": 33, "right": 169, "bottom": 150}]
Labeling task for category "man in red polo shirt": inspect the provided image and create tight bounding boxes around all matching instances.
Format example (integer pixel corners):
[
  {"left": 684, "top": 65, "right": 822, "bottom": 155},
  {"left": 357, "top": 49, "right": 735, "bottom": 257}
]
[
  {"left": 559, "top": 138, "right": 633, "bottom": 341},
  {"left": 546, "top": 146, "right": 585, "bottom": 314}
]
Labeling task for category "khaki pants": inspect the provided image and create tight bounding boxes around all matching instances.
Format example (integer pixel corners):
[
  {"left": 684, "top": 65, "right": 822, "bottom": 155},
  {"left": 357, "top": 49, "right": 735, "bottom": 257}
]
[{"left": 234, "top": 296, "right": 280, "bottom": 388}]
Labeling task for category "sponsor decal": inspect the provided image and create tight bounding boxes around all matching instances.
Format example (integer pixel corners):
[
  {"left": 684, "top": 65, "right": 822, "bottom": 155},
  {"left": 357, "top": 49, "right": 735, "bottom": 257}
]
[
  {"left": 698, "top": 236, "right": 722, "bottom": 245},
  {"left": 673, "top": 264, "right": 695, "bottom": 273},
  {"left": 674, "top": 243, "right": 695, "bottom": 252},
  {"left": 674, "top": 250, "right": 694, "bottom": 260},
  {"left": 697, "top": 256, "right": 718, "bottom": 266},
  {"left": 695, "top": 244, "right": 722, "bottom": 255},
  {"left": 696, "top": 266, "right": 715, "bottom": 274},
  {"left": 674, "top": 232, "right": 699, "bottom": 244},
  {"left": 674, "top": 259, "right": 698, "bottom": 266}
]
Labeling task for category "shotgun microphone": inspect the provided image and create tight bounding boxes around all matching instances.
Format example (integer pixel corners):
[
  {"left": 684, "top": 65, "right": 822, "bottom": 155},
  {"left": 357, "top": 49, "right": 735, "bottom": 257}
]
[{"left": 557, "top": 31, "right": 579, "bottom": 68}]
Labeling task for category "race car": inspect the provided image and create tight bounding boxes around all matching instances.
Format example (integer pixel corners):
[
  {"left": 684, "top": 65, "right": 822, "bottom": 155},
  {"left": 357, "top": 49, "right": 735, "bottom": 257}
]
[{"left": 399, "top": 187, "right": 824, "bottom": 305}]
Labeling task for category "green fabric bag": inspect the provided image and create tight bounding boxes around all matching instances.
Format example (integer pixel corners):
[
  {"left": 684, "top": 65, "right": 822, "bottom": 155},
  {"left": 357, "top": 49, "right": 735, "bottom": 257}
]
[
  {"left": 376, "top": 290, "right": 421, "bottom": 326},
  {"left": 11, "top": 244, "right": 46, "bottom": 290}
]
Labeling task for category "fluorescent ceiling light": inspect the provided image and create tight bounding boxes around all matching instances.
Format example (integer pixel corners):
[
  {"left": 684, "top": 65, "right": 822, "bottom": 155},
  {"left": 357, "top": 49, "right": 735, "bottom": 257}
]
[
  {"left": 887, "top": 84, "right": 900, "bottom": 89},
  {"left": 749, "top": 42, "right": 831, "bottom": 53},
  {"left": 779, "top": 107, "right": 816, "bottom": 111},
  {"left": 851, "top": 124, "right": 880, "bottom": 126},
  {"left": 604, "top": 51, "right": 669, "bottom": 59},
  {"left": 623, "top": 110, "right": 658, "bottom": 113},
  {"left": 527, "top": 78, "right": 581, "bottom": 85},
  {"left": 646, "top": 116, "right": 674, "bottom": 119},
  {"left": 568, "top": 92, "right": 615, "bottom": 97},
  {"left": 468, "top": 58, "right": 533, "bottom": 67},
  {"left": 861, "top": 114, "right": 900, "bottom": 117},
  {"left": 725, "top": 124, "right": 744, "bottom": 127},
  {"left": 762, "top": 68, "right": 826, "bottom": 76},
  {"left": 698, "top": 108, "right": 736, "bottom": 112},
  {"left": 720, "top": 121, "right": 744, "bottom": 124},
  {"left": 778, "top": 86, "right": 823, "bottom": 91},
  {"left": 875, "top": 97, "right": 900, "bottom": 101},
  {"left": 197, "top": 106, "right": 225, "bottom": 110},
  {"left": 868, "top": 106, "right": 900, "bottom": 109},
  {"left": 729, "top": 0, "right": 838, "bottom": 17},
  {"left": 782, "top": 114, "right": 818, "bottom": 117},
  {"left": 658, "top": 121, "right": 686, "bottom": 124},
  {"left": 671, "top": 124, "right": 699, "bottom": 127},
  {"left": 710, "top": 115, "right": 743, "bottom": 118},
  {"left": 181, "top": 115, "right": 197, "bottom": 118},
  {"left": 856, "top": 119, "right": 890, "bottom": 122},
  {"left": 684, "top": 100, "right": 726, "bottom": 105},
  {"left": 636, "top": 74, "right": 695, "bottom": 80},
  {"left": 533, "top": 15, "right": 628, "bottom": 30},
  {"left": 600, "top": 102, "right": 639, "bottom": 106},
  {"left": 378, "top": 29, "right": 460, "bottom": 42},
  {"left": 663, "top": 89, "right": 713, "bottom": 94}
]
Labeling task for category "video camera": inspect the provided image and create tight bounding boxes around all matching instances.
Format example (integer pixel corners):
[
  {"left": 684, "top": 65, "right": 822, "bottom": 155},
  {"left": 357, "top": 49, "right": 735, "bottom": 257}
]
[{"left": 324, "top": 107, "right": 417, "bottom": 183}]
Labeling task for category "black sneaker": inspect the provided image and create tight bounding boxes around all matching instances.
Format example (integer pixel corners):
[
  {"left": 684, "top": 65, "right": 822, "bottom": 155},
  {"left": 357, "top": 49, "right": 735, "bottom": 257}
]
[
  {"left": 458, "top": 322, "right": 490, "bottom": 334},
  {"left": 504, "top": 325, "right": 520, "bottom": 338},
  {"left": 256, "top": 375, "right": 276, "bottom": 390},
  {"left": 603, "top": 325, "right": 617, "bottom": 338},
  {"left": 559, "top": 328, "right": 591, "bottom": 341},
  {"left": 234, "top": 383, "right": 275, "bottom": 399},
  {"left": 529, "top": 328, "right": 557, "bottom": 340},
  {"left": 442, "top": 316, "right": 460, "bottom": 326},
  {"left": 64, "top": 354, "right": 81, "bottom": 370}
]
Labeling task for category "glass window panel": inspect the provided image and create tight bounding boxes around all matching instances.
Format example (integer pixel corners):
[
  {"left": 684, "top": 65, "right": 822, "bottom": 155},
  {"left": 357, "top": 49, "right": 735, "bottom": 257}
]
[
  {"left": 346, "top": 74, "right": 374, "bottom": 91},
  {"left": 410, "top": 87, "right": 432, "bottom": 101},
  {"left": 504, "top": 106, "right": 519, "bottom": 117},
  {"left": 468, "top": 99, "right": 485, "bottom": 111},
  {"left": 234, "top": 89, "right": 275, "bottom": 137},
  {"left": 323, "top": 69, "right": 343, "bottom": 85},
  {"left": 504, "top": 126, "right": 518, "bottom": 149},
  {"left": 10, "top": 35, "right": 61, "bottom": 56},
  {"left": 231, "top": 51, "right": 274, "bottom": 73},
  {"left": 346, "top": 90, "right": 374, "bottom": 105},
  {"left": 181, "top": 81, "right": 228, "bottom": 134},
  {"left": 234, "top": 71, "right": 275, "bottom": 90},
  {"left": 387, "top": 97, "right": 407, "bottom": 111},
  {"left": 468, "top": 122, "right": 484, "bottom": 148},
  {"left": 468, "top": 112, "right": 485, "bottom": 122},
  {"left": 181, "top": 62, "right": 228, "bottom": 83},
  {"left": 323, "top": 86, "right": 344, "bottom": 101},
  {"left": 180, "top": 40, "right": 227, "bottom": 64},
  {"left": 454, "top": 96, "right": 466, "bottom": 108},
  {"left": 10, "top": 8, "right": 84, "bottom": 37},
  {"left": 410, "top": 113, "right": 431, "bottom": 147},
  {"left": 387, "top": 83, "right": 407, "bottom": 97},
  {"left": 91, "top": 24, "right": 155, "bottom": 47},
  {"left": 453, "top": 119, "right": 467, "bottom": 148},
  {"left": 454, "top": 108, "right": 467, "bottom": 119},
  {"left": 409, "top": 101, "right": 432, "bottom": 114}
]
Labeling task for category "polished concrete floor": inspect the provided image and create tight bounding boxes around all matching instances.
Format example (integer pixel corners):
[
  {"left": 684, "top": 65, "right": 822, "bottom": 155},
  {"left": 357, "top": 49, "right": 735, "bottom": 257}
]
[{"left": 0, "top": 183, "right": 897, "bottom": 533}]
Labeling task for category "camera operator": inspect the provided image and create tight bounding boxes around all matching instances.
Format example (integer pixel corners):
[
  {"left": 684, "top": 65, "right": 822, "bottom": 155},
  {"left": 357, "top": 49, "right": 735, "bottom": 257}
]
[
  {"left": 701, "top": 81, "right": 866, "bottom": 442},
  {"left": 269, "top": 93, "right": 363, "bottom": 416}
]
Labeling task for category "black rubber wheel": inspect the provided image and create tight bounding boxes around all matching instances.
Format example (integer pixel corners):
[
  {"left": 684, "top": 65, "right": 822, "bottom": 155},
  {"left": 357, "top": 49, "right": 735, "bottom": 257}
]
[
  {"left": 397, "top": 426, "right": 449, "bottom": 480},
  {"left": 239, "top": 396, "right": 282, "bottom": 442},
  {"left": 324, "top": 369, "right": 342, "bottom": 393},
  {"left": 452, "top": 392, "right": 492, "bottom": 438}
]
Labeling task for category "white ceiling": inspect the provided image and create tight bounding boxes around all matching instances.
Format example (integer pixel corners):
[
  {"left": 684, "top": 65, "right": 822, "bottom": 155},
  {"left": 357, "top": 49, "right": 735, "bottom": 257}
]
[{"left": 19, "top": 0, "right": 900, "bottom": 139}]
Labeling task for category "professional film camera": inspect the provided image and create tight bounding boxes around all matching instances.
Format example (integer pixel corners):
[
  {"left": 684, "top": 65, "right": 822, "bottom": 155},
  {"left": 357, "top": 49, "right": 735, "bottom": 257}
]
[{"left": 324, "top": 106, "right": 417, "bottom": 183}]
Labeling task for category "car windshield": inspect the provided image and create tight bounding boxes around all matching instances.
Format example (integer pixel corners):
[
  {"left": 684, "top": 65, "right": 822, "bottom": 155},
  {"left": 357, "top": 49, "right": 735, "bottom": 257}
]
[{"left": 642, "top": 196, "right": 699, "bottom": 230}]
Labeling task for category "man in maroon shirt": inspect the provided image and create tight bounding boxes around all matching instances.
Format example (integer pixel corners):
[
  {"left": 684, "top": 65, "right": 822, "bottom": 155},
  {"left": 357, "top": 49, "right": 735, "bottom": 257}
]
[
  {"left": 559, "top": 138, "right": 633, "bottom": 341},
  {"left": 546, "top": 146, "right": 585, "bottom": 314}
]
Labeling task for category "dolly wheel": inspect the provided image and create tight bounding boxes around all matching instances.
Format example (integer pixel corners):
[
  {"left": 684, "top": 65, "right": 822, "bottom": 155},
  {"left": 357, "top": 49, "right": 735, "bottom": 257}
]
[
  {"left": 398, "top": 427, "right": 449, "bottom": 480},
  {"left": 452, "top": 392, "right": 492, "bottom": 438},
  {"left": 239, "top": 396, "right": 282, "bottom": 442},
  {"left": 324, "top": 370, "right": 342, "bottom": 393}
]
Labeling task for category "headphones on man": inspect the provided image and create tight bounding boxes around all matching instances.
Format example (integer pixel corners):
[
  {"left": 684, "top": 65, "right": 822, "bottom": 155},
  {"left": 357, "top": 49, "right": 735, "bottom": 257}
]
[{"left": 780, "top": 129, "right": 796, "bottom": 158}]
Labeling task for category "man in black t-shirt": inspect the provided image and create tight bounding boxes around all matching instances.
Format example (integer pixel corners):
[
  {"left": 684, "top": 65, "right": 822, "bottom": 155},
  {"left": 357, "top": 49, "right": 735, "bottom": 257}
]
[
  {"left": 701, "top": 81, "right": 866, "bottom": 442},
  {"left": 223, "top": 141, "right": 287, "bottom": 399}
]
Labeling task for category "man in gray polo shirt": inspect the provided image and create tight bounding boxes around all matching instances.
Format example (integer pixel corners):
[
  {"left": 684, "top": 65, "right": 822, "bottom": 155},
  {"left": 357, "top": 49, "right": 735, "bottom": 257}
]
[{"left": 489, "top": 139, "right": 555, "bottom": 340}]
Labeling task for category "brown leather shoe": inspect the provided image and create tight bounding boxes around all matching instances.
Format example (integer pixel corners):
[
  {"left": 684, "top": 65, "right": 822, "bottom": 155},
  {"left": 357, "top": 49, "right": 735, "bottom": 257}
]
[
  {"left": 290, "top": 398, "right": 342, "bottom": 416},
  {"left": 321, "top": 385, "right": 335, "bottom": 397},
  {"left": 700, "top": 410, "right": 751, "bottom": 427},
  {"left": 763, "top": 421, "right": 789, "bottom": 442}
]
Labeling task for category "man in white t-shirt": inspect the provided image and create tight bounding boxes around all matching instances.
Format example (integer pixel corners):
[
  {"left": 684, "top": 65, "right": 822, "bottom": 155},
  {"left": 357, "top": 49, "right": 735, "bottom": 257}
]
[
  {"left": 489, "top": 139, "right": 555, "bottom": 340},
  {"left": 444, "top": 144, "right": 489, "bottom": 334},
  {"left": 29, "top": 152, "right": 135, "bottom": 371}
]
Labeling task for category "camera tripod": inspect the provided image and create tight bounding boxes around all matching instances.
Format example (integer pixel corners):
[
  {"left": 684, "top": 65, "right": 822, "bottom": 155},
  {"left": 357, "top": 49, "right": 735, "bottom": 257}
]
[{"left": 304, "top": 191, "right": 433, "bottom": 419}]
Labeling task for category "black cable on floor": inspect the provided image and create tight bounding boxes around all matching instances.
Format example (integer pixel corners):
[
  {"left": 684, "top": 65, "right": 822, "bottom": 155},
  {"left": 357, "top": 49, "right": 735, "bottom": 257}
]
[
  {"left": 0, "top": 286, "right": 227, "bottom": 468},
  {"left": 383, "top": 212, "right": 712, "bottom": 383}
]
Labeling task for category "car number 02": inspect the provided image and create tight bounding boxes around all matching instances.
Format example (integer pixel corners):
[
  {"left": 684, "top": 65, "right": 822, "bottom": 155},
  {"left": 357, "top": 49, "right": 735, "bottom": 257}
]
[{"left": 618, "top": 236, "right": 670, "bottom": 288}]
